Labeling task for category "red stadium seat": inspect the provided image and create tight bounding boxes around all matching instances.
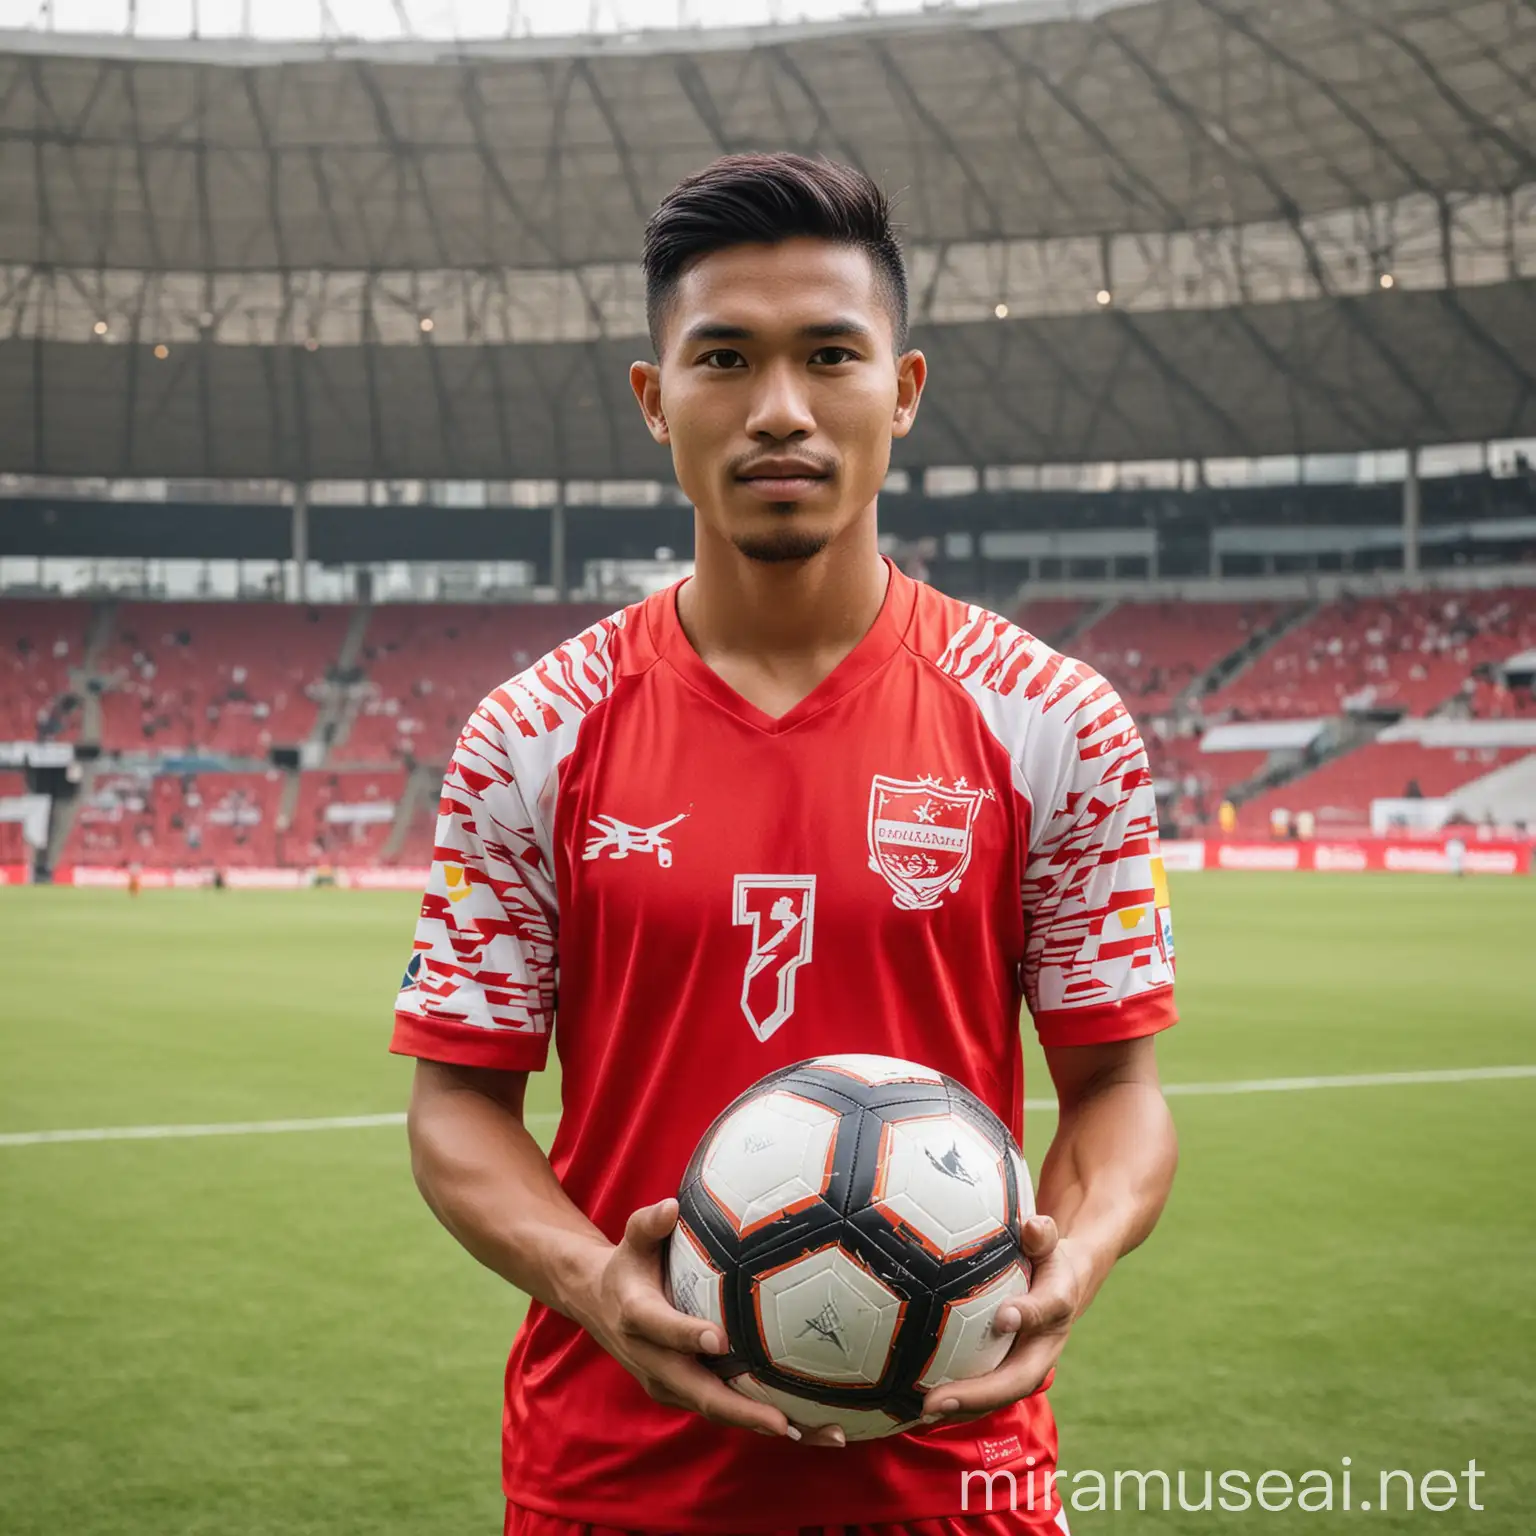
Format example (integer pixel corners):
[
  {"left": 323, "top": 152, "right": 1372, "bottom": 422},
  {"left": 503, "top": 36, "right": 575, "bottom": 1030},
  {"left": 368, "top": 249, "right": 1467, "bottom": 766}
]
[
  {"left": 1206, "top": 589, "right": 1536, "bottom": 721},
  {"left": 1073, "top": 601, "right": 1290, "bottom": 716},
  {"left": 290, "top": 770, "right": 407, "bottom": 867},
  {"left": 97, "top": 603, "right": 350, "bottom": 755},
  {"left": 0, "top": 601, "right": 90, "bottom": 742},
  {"left": 62, "top": 770, "right": 287, "bottom": 868},
  {"left": 1240, "top": 741, "right": 1532, "bottom": 831},
  {"left": 1012, "top": 598, "right": 1095, "bottom": 646}
]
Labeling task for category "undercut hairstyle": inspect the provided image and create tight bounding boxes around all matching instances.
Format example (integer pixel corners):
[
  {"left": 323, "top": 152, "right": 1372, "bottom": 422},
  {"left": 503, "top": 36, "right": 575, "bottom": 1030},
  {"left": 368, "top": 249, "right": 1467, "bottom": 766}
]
[{"left": 642, "top": 152, "right": 909, "bottom": 354}]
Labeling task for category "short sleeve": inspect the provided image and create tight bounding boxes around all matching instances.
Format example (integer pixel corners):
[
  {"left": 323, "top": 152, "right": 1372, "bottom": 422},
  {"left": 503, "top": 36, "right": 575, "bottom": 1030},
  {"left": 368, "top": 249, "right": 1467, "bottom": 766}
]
[
  {"left": 391, "top": 702, "right": 558, "bottom": 1071},
  {"left": 1021, "top": 673, "right": 1177, "bottom": 1048}
]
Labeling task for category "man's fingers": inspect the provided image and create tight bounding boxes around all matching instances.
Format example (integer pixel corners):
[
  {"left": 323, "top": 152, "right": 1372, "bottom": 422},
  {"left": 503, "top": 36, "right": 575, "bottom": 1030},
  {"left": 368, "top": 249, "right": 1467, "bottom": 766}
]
[
  {"left": 993, "top": 1278, "right": 1074, "bottom": 1337},
  {"left": 1020, "top": 1213, "right": 1059, "bottom": 1260},
  {"left": 920, "top": 1334, "right": 1064, "bottom": 1419},
  {"left": 649, "top": 1356, "right": 798, "bottom": 1439},
  {"left": 619, "top": 1283, "right": 726, "bottom": 1357},
  {"left": 622, "top": 1197, "right": 680, "bottom": 1253},
  {"left": 792, "top": 1422, "right": 849, "bottom": 1449}
]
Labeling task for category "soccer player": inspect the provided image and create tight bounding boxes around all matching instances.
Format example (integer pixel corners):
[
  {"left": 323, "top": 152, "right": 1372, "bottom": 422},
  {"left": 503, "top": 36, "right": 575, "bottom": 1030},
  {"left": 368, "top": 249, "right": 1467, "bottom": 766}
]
[{"left": 394, "top": 154, "right": 1179, "bottom": 1534}]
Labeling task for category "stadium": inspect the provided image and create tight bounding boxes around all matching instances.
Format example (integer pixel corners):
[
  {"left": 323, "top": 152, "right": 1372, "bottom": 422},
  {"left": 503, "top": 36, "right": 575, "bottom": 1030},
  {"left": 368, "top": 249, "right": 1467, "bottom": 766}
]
[{"left": 2, "top": 0, "right": 1533, "bottom": 1532}]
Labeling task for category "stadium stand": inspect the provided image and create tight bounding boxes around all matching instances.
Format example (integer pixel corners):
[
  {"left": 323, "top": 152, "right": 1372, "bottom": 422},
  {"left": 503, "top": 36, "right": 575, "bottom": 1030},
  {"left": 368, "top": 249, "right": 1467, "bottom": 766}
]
[
  {"left": 290, "top": 770, "right": 407, "bottom": 867},
  {"left": 1015, "top": 599, "right": 1096, "bottom": 647},
  {"left": 1465, "top": 675, "right": 1536, "bottom": 717},
  {"left": 1075, "top": 600, "right": 1290, "bottom": 716},
  {"left": 338, "top": 603, "right": 611, "bottom": 765},
  {"left": 9, "top": 581, "right": 1528, "bottom": 865},
  {"left": 97, "top": 603, "right": 350, "bottom": 755},
  {"left": 1240, "top": 742, "right": 1533, "bottom": 831},
  {"left": 0, "top": 822, "right": 25, "bottom": 868},
  {"left": 61, "top": 770, "right": 286, "bottom": 868},
  {"left": 1206, "top": 589, "right": 1536, "bottom": 721},
  {"left": 0, "top": 770, "right": 29, "bottom": 864},
  {"left": 1141, "top": 730, "right": 1271, "bottom": 828},
  {"left": 1, "top": 600, "right": 88, "bottom": 742},
  {"left": 388, "top": 794, "right": 439, "bottom": 871}
]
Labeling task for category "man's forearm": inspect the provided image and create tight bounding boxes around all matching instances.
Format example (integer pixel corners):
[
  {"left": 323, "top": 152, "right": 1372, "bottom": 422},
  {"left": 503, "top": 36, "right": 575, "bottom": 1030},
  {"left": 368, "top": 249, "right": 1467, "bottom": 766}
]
[
  {"left": 1035, "top": 1070, "right": 1177, "bottom": 1312},
  {"left": 407, "top": 1062, "right": 610, "bottom": 1321}
]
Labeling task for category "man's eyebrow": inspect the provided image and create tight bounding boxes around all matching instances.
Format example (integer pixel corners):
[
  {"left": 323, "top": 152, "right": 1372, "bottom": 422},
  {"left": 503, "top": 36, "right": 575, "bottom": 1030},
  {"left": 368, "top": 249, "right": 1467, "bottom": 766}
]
[
  {"left": 682, "top": 321, "right": 753, "bottom": 343},
  {"left": 800, "top": 320, "right": 875, "bottom": 342},
  {"left": 679, "top": 319, "right": 877, "bottom": 344}
]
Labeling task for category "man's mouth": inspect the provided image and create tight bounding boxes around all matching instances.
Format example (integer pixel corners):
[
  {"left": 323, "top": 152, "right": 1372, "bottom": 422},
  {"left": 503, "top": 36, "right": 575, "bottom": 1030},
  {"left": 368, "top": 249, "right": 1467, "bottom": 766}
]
[{"left": 735, "top": 460, "right": 833, "bottom": 501}]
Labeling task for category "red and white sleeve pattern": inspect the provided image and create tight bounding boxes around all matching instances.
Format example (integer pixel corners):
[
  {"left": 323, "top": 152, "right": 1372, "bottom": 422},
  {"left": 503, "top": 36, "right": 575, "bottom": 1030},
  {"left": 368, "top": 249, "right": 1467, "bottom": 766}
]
[
  {"left": 391, "top": 610, "right": 626, "bottom": 1070},
  {"left": 938, "top": 607, "right": 1177, "bottom": 1047}
]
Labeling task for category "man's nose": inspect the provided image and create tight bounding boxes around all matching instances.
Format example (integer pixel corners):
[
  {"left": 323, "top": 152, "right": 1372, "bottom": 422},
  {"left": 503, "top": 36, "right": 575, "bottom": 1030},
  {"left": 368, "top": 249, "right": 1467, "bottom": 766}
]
[{"left": 744, "top": 359, "right": 816, "bottom": 440}]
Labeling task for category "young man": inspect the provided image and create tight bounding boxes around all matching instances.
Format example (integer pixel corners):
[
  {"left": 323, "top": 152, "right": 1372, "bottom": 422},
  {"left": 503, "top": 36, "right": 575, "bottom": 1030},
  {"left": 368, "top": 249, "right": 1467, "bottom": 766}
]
[{"left": 394, "top": 154, "right": 1178, "bottom": 1534}]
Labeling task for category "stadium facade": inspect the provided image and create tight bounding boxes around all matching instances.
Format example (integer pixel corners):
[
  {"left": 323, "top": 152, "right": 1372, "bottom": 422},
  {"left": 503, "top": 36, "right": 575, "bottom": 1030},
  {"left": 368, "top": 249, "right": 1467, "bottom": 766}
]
[{"left": 1, "top": 0, "right": 1534, "bottom": 883}]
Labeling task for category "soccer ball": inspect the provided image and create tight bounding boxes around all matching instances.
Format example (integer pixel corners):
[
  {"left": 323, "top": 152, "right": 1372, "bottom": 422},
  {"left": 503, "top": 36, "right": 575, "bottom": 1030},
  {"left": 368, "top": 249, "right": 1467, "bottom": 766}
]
[{"left": 665, "top": 1053, "right": 1033, "bottom": 1441}]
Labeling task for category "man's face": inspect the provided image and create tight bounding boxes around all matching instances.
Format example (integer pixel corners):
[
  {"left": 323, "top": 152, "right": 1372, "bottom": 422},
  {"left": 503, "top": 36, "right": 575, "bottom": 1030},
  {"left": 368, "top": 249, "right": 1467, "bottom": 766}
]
[{"left": 631, "top": 238, "right": 925, "bottom": 564}]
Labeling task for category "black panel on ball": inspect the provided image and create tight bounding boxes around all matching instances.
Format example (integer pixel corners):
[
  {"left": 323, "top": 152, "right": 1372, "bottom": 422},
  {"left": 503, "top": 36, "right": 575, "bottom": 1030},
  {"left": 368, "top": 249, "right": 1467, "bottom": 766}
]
[{"left": 844, "top": 1198, "right": 946, "bottom": 1292}]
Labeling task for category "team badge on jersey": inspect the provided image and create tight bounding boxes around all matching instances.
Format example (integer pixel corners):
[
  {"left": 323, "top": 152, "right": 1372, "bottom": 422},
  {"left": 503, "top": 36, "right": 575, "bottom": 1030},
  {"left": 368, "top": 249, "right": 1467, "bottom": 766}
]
[
  {"left": 866, "top": 774, "right": 985, "bottom": 911},
  {"left": 732, "top": 875, "right": 816, "bottom": 1042},
  {"left": 400, "top": 951, "right": 424, "bottom": 990}
]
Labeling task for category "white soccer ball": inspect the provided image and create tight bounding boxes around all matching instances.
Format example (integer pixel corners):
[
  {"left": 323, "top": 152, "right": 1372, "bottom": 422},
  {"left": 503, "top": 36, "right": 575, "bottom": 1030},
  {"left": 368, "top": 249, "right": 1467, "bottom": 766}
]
[{"left": 666, "top": 1053, "right": 1033, "bottom": 1440}]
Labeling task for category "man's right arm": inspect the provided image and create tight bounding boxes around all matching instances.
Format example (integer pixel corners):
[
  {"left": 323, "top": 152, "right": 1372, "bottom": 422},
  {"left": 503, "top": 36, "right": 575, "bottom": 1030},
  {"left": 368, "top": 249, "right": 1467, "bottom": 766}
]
[
  {"left": 406, "top": 1060, "right": 605, "bottom": 1309},
  {"left": 405, "top": 1058, "right": 805, "bottom": 1441}
]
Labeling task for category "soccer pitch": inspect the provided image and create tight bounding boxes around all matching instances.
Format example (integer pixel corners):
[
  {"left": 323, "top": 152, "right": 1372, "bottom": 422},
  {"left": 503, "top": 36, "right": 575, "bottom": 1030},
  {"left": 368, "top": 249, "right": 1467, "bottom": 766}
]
[{"left": 2, "top": 877, "right": 1532, "bottom": 1535}]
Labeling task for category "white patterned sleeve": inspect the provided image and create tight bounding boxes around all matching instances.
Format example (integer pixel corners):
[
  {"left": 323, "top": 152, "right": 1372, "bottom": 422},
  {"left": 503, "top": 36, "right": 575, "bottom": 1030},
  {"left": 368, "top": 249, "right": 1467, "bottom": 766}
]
[
  {"left": 391, "top": 696, "right": 558, "bottom": 1070},
  {"left": 1019, "top": 663, "right": 1178, "bottom": 1047}
]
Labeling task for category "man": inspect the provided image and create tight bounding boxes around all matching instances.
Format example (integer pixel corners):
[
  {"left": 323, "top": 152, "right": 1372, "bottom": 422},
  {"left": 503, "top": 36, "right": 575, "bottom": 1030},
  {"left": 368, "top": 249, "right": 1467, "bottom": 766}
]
[{"left": 394, "top": 154, "right": 1178, "bottom": 1534}]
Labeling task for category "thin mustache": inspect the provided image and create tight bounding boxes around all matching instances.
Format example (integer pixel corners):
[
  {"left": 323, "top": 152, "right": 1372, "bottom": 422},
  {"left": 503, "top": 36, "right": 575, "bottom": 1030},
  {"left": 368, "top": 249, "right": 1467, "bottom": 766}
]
[{"left": 729, "top": 452, "right": 837, "bottom": 479}]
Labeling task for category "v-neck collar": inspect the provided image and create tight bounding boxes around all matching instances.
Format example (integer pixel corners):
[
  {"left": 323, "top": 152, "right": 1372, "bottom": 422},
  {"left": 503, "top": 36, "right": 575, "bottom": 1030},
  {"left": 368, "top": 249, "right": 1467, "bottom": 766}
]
[{"left": 651, "top": 558, "right": 916, "bottom": 735}]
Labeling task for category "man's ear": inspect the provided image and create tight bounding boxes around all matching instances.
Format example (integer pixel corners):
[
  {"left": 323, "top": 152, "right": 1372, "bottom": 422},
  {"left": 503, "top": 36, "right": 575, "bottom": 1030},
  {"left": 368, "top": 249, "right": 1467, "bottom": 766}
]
[
  {"left": 630, "top": 360, "right": 669, "bottom": 445},
  {"left": 892, "top": 350, "right": 927, "bottom": 439}
]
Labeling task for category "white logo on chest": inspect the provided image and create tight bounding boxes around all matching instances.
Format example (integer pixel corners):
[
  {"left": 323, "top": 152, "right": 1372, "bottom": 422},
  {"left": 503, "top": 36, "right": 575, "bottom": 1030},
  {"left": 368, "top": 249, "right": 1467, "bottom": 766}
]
[
  {"left": 732, "top": 875, "right": 816, "bottom": 1042},
  {"left": 866, "top": 775, "right": 986, "bottom": 910},
  {"left": 583, "top": 812, "right": 688, "bottom": 868}
]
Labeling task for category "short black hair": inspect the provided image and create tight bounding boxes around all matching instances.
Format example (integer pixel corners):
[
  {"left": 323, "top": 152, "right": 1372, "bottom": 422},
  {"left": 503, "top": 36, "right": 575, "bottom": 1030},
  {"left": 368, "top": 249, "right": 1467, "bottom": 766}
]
[{"left": 642, "top": 152, "right": 909, "bottom": 354}]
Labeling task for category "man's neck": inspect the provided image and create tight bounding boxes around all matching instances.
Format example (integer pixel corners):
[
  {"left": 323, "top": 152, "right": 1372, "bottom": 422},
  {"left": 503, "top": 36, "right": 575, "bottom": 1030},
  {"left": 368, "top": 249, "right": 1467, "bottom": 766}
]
[{"left": 676, "top": 507, "right": 891, "bottom": 717}]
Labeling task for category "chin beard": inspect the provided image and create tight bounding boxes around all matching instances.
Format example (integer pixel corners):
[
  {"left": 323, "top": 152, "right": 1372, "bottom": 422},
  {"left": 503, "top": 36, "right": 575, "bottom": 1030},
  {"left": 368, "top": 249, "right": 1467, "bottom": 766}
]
[{"left": 731, "top": 524, "right": 831, "bottom": 564}]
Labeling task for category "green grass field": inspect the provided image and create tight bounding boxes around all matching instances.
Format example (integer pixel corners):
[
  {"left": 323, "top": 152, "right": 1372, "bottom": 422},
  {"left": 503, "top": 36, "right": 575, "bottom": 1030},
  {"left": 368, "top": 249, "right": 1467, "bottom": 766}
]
[{"left": 2, "top": 876, "right": 1532, "bottom": 1534}]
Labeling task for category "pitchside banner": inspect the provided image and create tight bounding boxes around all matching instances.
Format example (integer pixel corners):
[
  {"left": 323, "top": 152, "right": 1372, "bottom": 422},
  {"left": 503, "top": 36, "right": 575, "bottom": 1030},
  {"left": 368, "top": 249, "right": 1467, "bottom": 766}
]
[
  {"left": 1159, "top": 841, "right": 1207, "bottom": 873},
  {"left": 47, "top": 845, "right": 1531, "bottom": 887},
  {"left": 1206, "top": 839, "right": 1532, "bottom": 876},
  {"left": 53, "top": 866, "right": 432, "bottom": 889}
]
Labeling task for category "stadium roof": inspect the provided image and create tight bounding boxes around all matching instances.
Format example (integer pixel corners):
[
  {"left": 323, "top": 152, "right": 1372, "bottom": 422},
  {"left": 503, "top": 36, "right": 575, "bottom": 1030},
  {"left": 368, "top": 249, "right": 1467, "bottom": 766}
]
[{"left": 1, "top": 0, "right": 1534, "bottom": 479}]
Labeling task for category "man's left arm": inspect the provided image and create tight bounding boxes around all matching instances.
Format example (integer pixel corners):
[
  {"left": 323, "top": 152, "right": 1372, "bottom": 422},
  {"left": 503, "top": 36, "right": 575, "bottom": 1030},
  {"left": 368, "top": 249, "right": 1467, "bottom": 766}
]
[
  {"left": 922, "top": 657, "right": 1180, "bottom": 1421},
  {"left": 919, "top": 1035, "right": 1176, "bottom": 1420}
]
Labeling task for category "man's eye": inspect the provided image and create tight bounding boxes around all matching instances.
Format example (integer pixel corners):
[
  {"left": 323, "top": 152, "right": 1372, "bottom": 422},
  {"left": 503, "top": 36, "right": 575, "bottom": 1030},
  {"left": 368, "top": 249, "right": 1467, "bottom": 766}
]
[
  {"left": 811, "top": 346, "right": 858, "bottom": 366},
  {"left": 699, "top": 349, "right": 746, "bottom": 370}
]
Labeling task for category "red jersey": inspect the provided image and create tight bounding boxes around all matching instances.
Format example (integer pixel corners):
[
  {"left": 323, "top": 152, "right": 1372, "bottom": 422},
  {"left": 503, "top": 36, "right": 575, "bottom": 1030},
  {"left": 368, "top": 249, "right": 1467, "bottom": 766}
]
[{"left": 391, "top": 564, "right": 1175, "bottom": 1529}]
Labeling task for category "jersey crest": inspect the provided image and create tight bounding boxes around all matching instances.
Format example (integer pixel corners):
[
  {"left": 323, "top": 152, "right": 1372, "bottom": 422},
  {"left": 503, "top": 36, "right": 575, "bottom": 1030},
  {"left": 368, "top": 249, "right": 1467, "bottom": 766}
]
[{"left": 866, "top": 774, "right": 985, "bottom": 911}]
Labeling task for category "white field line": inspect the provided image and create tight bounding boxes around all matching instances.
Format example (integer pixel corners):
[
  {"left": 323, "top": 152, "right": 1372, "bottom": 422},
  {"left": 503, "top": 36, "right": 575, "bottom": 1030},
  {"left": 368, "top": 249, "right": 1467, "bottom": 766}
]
[{"left": 2, "top": 1066, "right": 1532, "bottom": 1149}]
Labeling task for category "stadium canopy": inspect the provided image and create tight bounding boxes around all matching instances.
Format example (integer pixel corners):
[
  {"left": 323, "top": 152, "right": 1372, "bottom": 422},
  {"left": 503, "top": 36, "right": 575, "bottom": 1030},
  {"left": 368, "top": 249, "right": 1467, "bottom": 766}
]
[{"left": 1, "top": 0, "right": 1534, "bottom": 481}]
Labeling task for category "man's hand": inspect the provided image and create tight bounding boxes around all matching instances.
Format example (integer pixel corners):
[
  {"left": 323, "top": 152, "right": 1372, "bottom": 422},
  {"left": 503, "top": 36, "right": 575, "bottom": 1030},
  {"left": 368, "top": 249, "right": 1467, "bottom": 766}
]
[
  {"left": 915, "top": 1037, "right": 1177, "bottom": 1427},
  {"left": 917, "top": 1214, "right": 1090, "bottom": 1424},
  {"left": 570, "top": 1198, "right": 847, "bottom": 1446}
]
